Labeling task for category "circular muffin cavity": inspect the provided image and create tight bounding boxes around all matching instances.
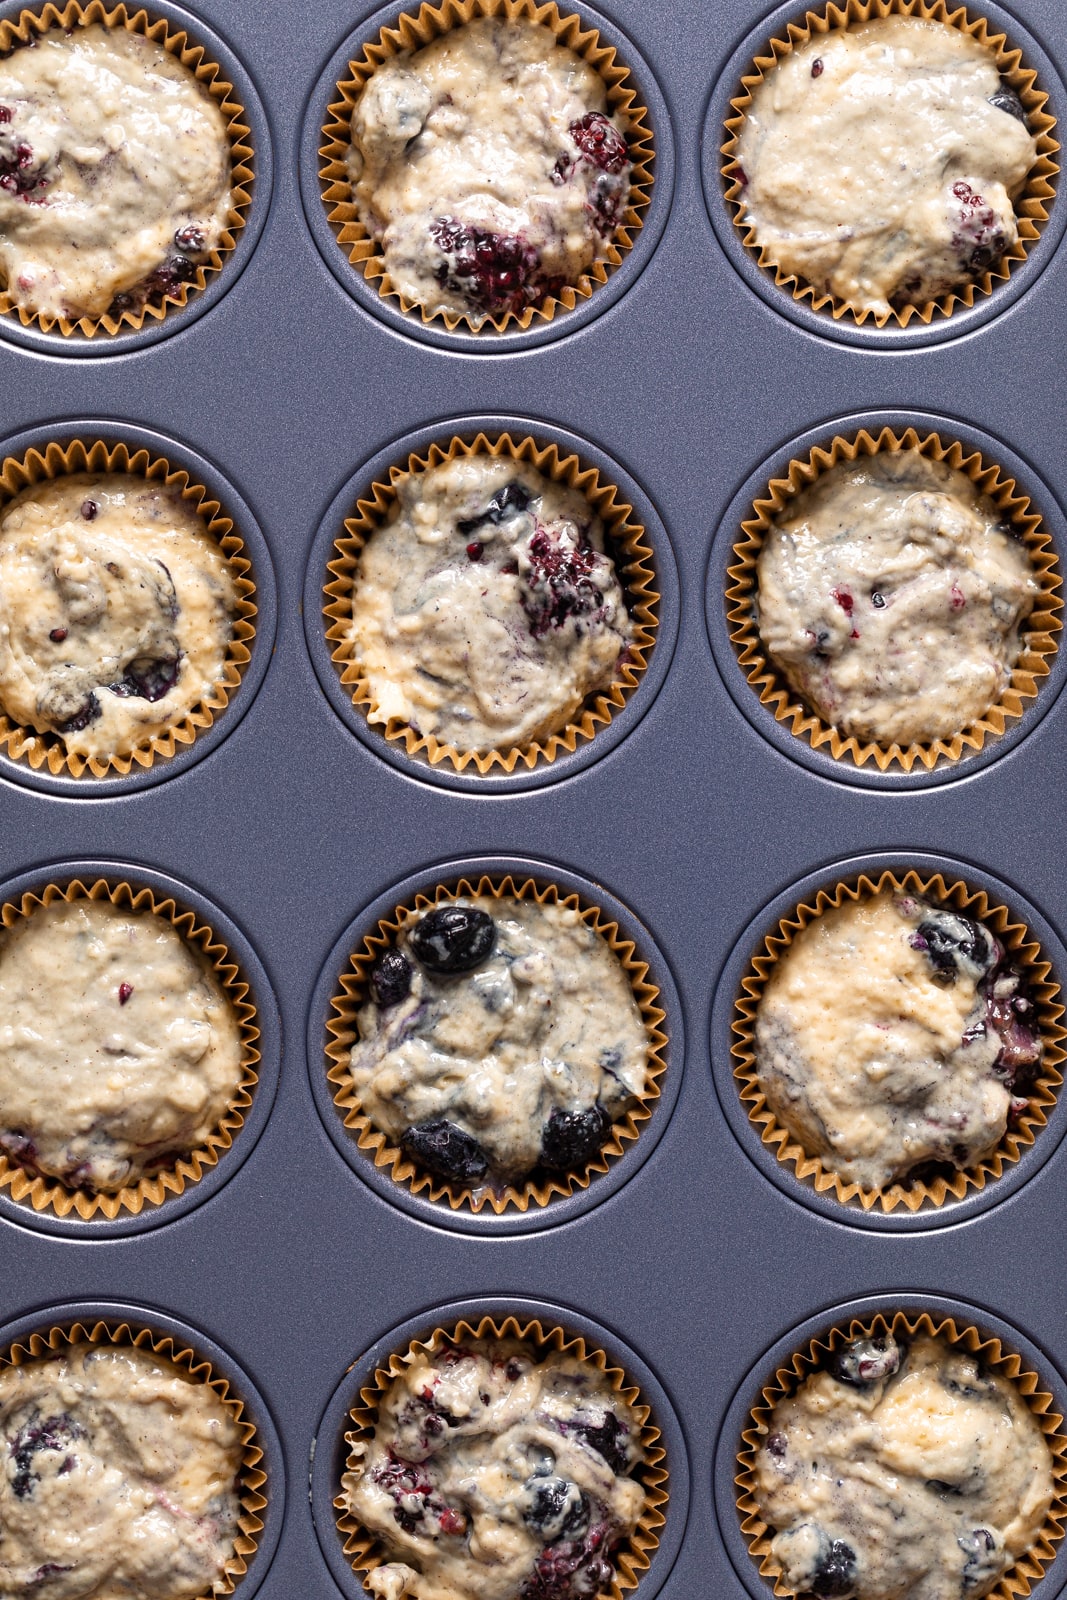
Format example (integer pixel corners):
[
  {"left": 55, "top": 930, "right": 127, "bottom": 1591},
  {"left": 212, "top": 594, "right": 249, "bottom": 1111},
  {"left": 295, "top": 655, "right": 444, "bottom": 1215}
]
[
  {"left": 0, "top": 17, "right": 239, "bottom": 328},
  {"left": 337, "top": 1320, "right": 665, "bottom": 1600},
  {"left": 0, "top": 470, "right": 238, "bottom": 765},
  {"left": 742, "top": 1317, "right": 1065, "bottom": 1600}
]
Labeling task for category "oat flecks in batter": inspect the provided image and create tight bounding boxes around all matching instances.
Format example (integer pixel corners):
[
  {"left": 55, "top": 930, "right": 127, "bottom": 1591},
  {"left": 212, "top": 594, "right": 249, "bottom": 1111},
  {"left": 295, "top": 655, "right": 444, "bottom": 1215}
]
[
  {"left": 754, "top": 1331, "right": 1055, "bottom": 1600},
  {"left": 345, "top": 1338, "right": 645, "bottom": 1600},
  {"left": 349, "top": 456, "right": 634, "bottom": 755},
  {"left": 736, "top": 18, "right": 1038, "bottom": 316},
  {"left": 756, "top": 450, "right": 1039, "bottom": 747},
  {"left": 348, "top": 16, "right": 631, "bottom": 323},
  {"left": 0, "top": 473, "right": 237, "bottom": 761},
  {"left": 0, "top": 898, "right": 244, "bottom": 1193},
  {"left": 753, "top": 891, "right": 1042, "bottom": 1191},
  {"left": 352, "top": 894, "right": 648, "bottom": 1188},
  {"left": 0, "top": 1341, "right": 243, "bottom": 1600}
]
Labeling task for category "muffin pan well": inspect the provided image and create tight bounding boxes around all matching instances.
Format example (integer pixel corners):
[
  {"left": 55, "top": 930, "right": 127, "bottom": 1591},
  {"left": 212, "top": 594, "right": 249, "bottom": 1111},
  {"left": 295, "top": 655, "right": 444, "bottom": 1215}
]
[{"left": 6, "top": 0, "right": 1067, "bottom": 1597}]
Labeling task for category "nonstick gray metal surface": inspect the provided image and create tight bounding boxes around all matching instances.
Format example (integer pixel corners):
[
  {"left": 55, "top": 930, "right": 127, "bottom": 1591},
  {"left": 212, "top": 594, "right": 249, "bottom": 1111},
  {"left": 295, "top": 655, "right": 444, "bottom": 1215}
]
[{"left": 4, "top": 0, "right": 1067, "bottom": 1597}]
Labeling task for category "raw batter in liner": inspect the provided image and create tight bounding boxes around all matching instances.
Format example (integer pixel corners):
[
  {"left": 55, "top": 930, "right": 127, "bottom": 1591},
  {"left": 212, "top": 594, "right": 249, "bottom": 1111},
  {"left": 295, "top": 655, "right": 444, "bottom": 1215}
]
[
  {"left": 0, "top": 473, "right": 237, "bottom": 762},
  {"left": 0, "top": 898, "right": 244, "bottom": 1193},
  {"left": 344, "top": 1337, "right": 645, "bottom": 1600},
  {"left": 754, "top": 890, "right": 1042, "bottom": 1191},
  {"left": 348, "top": 456, "right": 634, "bottom": 755},
  {"left": 735, "top": 17, "right": 1038, "bottom": 316},
  {"left": 348, "top": 16, "right": 632, "bottom": 323},
  {"left": 351, "top": 894, "right": 648, "bottom": 1188},
  {"left": 0, "top": 1340, "right": 243, "bottom": 1600},
  {"left": 754, "top": 1330, "right": 1055, "bottom": 1600},
  {"left": 0, "top": 24, "right": 232, "bottom": 323},
  {"left": 755, "top": 450, "right": 1039, "bottom": 747}
]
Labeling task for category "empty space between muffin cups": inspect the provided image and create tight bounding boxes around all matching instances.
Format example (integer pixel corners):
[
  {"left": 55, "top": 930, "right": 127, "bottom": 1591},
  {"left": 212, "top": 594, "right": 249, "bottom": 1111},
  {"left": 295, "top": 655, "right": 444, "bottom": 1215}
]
[
  {"left": 0, "top": 1, "right": 260, "bottom": 344},
  {"left": 715, "top": 0, "right": 1060, "bottom": 338},
  {"left": 309, "top": 0, "right": 664, "bottom": 344},
  {"left": 717, "top": 421, "right": 1064, "bottom": 783}
]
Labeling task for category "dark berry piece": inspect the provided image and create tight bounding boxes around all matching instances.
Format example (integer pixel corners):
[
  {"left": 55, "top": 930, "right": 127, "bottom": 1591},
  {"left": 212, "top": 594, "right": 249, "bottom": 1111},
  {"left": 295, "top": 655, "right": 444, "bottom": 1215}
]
[
  {"left": 524, "top": 1477, "right": 590, "bottom": 1541},
  {"left": 766, "top": 1431, "right": 787, "bottom": 1459},
  {"left": 951, "top": 180, "right": 1009, "bottom": 275},
  {"left": 466, "top": 540, "right": 484, "bottom": 562},
  {"left": 910, "top": 909, "right": 997, "bottom": 985},
  {"left": 400, "top": 1119, "right": 489, "bottom": 1184},
  {"left": 870, "top": 591, "right": 886, "bottom": 609},
  {"left": 569, "top": 1408, "right": 630, "bottom": 1474},
  {"left": 521, "top": 1524, "right": 615, "bottom": 1600},
  {"left": 540, "top": 1104, "right": 611, "bottom": 1170},
  {"left": 410, "top": 905, "right": 496, "bottom": 974},
  {"left": 522, "top": 527, "right": 604, "bottom": 639},
  {"left": 551, "top": 152, "right": 571, "bottom": 185},
  {"left": 118, "top": 982, "right": 133, "bottom": 1006},
  {"left": 989, "top": 82, "right": 1027, "bottom": 123},
  {"left": 430, "top": 217, "right": 559, "bottom": 317},
  {"left": 29, "top": 1567, "right": 74, "bottom": 1587},
  {"left": 80, "top": 499, "right": 97, "bottom": 521},
  {"left": 10, "top": 1412, "right": 81, "bottom": 1499},
  {"left": 812, "top": 1539, "right": 858, "bottom": 1598},
  {"left": 48, "top": 627, "right": 67, "bottom": 643},
  {"left": 57, "top": 692, "right": 101, "bottom": 735},
  {"left": 0, "top": 107, "right": 10, "bottom": 124},
  {"left": 811, "top": 57, "right": 824, "bottom": 78},
  {"left": 371, "top": 949, "right": 413, "bottom": 1008},
  {"left": 831, "top": 586, "right": 854, "bottom": 616},
  {"left": 108, "top": 655, "right": 180, "bottom": 703},
  {"left": 173, "top": 223, "right": 206, "bottom": 253},
  {"left": 568, "top": 111, "right": 628, "bottom": 174},
  {"left": 830, "top": 1333, "right": 900, "bottom": 1388},
  {"left": 959, "top": 1528, "right": 998, "bottom": 1592},
  {"left": 456, "top": 480, "right": 532, "bottom": 537}
]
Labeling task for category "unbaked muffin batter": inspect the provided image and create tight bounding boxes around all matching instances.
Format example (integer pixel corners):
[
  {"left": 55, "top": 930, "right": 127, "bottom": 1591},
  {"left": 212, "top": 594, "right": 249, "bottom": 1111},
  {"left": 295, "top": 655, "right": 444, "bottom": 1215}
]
[
  {"left": 754, "top": 891, "right": 1041, "bottom": 1190},
  {"left": 349, "top": 457, "right": 634, "bottom": 754},
  {"left": 351, "top": 895, "right": 648, "bottom": 1188},
  {"left": 0, "top": 473, "right": 237, "bottom": 761},
  {"left": 735, "top": 18, "right": 1038, "bottom": 315},
  {"left": 0, "top": 898, "right": 244, "bottom": 1192},
  {"left": 756, "top": 451, "right": 1038, "bottom": 746},
  {"left": 0, "top": 1340, "right": 243, "bottom": 1600},
  {"left": 348, "top": 16, "right": 632, "bottom": 323},
  {"left": 0, "top": 25, "right": 231, "bottom": 322},
  {"left": 754, "top": 1331, "right": 1055, "bottom": 1600},
  {"left": 345, "top": 1338, "right": 645, "bottom": 1600}
]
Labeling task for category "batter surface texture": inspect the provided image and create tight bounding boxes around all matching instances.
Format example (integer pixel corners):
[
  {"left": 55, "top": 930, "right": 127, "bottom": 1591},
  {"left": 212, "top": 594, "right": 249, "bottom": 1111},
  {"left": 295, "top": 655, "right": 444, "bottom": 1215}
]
[
  {"left": 0, "top": 25, "right": 233, "bottom": 322},
  {"left": 348, "top": 456, "right": 634, "bottom": 755},
  {"left": 755, "top": 450, "right": 1038, "bottom": 747},
  {"left": 344, "top": 1337, "right": 645, "bottom": 1600},
  {"left": 347, "top": 16, "right": 632, "bottom": 323},
  {"left": 754, "top": 1331, "right": 1055, "bottom": 1600},
  {"left": 735, "top": 17, "right": 1038, "bottom": 316},
  {"left": 0, "top": 1340, "right": 243, "bottom": 1600},
  {"left": 0, "top": 897, "right": 244, "bottom": 1193}
]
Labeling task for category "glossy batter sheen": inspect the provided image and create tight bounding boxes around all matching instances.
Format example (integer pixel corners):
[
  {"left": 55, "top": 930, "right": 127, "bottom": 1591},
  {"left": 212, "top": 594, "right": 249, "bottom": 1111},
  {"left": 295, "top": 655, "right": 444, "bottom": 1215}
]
[
  {"left": 348, "top": 17, "right": 632, "bottom": 322},
  {"left": 0, "top": 473, "right": 237, "bottom": 761},
  {"left": 0, "top": 25, "right": 232, "bottom": 321},
  {"left": 754, "top": 891, "right": 1042, "bottom": 1190},
  {"left": 754, "top": 1332, "right": 1055, "bottom": 1600},
  {"left": 0, "top": 898, "right": 244, "bottom": 1192},
  {"left": 756, "top": 451, "right": 1038, "bottom": 746},
  {"left": 345, "top": 1338, "right": 645, "bottom": 1600},
  {"left": 351, "top": 895, "right": 648, "bottom": 1186},
  {"left": 736, "top": 18, "right": 1038, "bottom": 315},
  {"left": 0, "top": 1341, "right": 243, "bottom": 1600},
  {"left": 349, "top": 457, "right": 634, "bottom": 754}
]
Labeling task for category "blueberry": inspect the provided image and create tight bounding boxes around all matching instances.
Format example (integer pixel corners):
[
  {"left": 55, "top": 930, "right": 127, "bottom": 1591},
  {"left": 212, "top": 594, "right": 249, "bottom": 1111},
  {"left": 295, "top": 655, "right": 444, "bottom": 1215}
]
[
  {"left": 80, "top": 498, "right": 97, "bottom": 521},
  {"left": 456, "top": 480, "right": 532, "bottom": 537},
  {"left": 400, "top": 1119, "right": 489, "bottom": 1184},
  {"left": 569, "top": 1409, "right": 630, "bottom": 1474},
  {"left": 766, "top": 1431, "right": 787, "bottom": 1459},
  {"left": 56, "top": 692, "right": 101, "bottom": 735},
  {"left": 10, "top": 1412, "right": 80, "bottom": 1499},
  {"left": 410, "top": 906, "right": 496, "bottom": 974},
  {"left": 830, "top": 1334, "right": 901, "bottom": 1388},
  {"left": 568, "top": 112, "right": 628, "bottom": 175},
  {"left": 108, "top": 655, "right": 180, "bottom": 703},
  {"left": 812, "top": 1539, "right": 858, "bottom": 1598},
  {"left": 911, "top": 909, "right": 997, "bottom": 984},
  {"left": 959, "top": 1529, "right": 998, "bottom": 1592},
  {"left": 370, "top": 949, "right": 413, "bottom": 1008},
  {"left": 989, "top": 83, "right": 1027, "bottom": 124},
  {"left": 540, "top": 1105, "right": 611, "bottom": 1170}
]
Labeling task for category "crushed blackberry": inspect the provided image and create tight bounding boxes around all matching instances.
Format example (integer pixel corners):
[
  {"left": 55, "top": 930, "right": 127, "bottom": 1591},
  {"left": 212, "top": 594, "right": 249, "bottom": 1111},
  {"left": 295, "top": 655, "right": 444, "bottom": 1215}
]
[
  {"left": 830, "top": 1333, "right": 901, "bottom": 1388},
  {"left": 57, "top": 692, "right": 101, "bottom": 735},
  {"left": 568, "top": 112, "right": 628, "bottom": 175},
  {"left": 10, "top": 1412, "right": 81, "bottom": 1499},
  {"left": 521, "top": 527, "right": 605, "bottom": 639},
  {"left": 520, "top": 1521, "right": 615, "bottom": 1600},
  {"left": 430, "top": 217, "right": 561, "bottom": 317},
  {"left": 811, "top": 1537, "right": 858, "bottom": 1598},
  {"left": 565, "top": 1409, "right": 630, "bottom": 1475},
  {"left": 950, "top": 180, "right": 1009, "bottom": 276},
  {"left": 107, "top": 655, "right": 180, "bottom": 703},
  {"left": 540, "top": 1104, "right": 611, "bottom": 1170}
]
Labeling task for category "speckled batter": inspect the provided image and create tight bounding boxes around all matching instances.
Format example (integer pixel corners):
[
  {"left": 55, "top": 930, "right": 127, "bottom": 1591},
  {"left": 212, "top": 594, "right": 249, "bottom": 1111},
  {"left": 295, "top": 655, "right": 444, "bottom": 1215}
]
[
  {"left": 754, "top": 891, "right": 1042, "bottom": 1190},
  {"left": 345, "top": 1338, "right": 645, "bottom": 1600},
  {"left": 0, "top": 473, "right": 237, "bottom": 762},
  {"left": 754, "top": 1331, "right": 1055, "bottom": 1600},
  {"left": 735, "top": 18, "right": 1038, "bottom": 315},
  {"left": 0, "top": 25, "right": 232, "bottom": 322},
  {"left": 755, "top": 451, "right": 1039, "bottom": 747},
  {"left": 348, "top": 16, "right": 632, "bottom": 323},
  {"left": 0, "top": 1340, "right": 243, "bottom": 1600},
  {"left": 351, "top": 894, "right": 648, "bottom": 1188},
  {"left": 0, "top": 898, "right": 244, "bottom": 1193},
  {"left": 349, "top": 457, "right": 634, "bottom": 754}
]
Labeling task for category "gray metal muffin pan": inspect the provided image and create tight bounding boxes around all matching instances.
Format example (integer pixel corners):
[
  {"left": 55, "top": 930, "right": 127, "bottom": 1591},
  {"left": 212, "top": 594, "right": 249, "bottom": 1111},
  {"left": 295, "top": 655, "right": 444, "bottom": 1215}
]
[{"left": 4, "top": 0, "right": 1067, "bottom": 1596}]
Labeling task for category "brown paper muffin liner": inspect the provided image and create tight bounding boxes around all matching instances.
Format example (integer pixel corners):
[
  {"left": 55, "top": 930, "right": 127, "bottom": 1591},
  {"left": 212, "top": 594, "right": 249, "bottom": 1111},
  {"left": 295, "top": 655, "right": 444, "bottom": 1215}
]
[
  {"left": 736, "top": 1308, "right": 1067, "bottom": 1599},
  {"left": 0, "top": 2, "right": 254, "bottom": 338},
  {"left": 324, "top": 431, "right": 659, "bottom": 774},
  {"left": 0, "top": 875, "right": 261, "bottom": 1220},
  {"left": 732, "top": 867, "right": 1066, "bottom": 1213},
  {"left": 0, "top": 436, "right": 257, "bottom": 779},
  {"left": 336, "top": 1313, "right": 668, "bottom": 1597},
  {"left": 726, "top": 426, "right": 1063, "bottom": 772},
  {"left": 721, "top": 0, "right": 1060, "bottom": 329},
  {"left": 318, "top": 0, "right": 655, "bottom": 333},
  {"left": 0, "top": 1315, "right": 266, "bottom": 1595},
  {"left": 325, "top": 873, "right": 668, "bottom": 1213}
]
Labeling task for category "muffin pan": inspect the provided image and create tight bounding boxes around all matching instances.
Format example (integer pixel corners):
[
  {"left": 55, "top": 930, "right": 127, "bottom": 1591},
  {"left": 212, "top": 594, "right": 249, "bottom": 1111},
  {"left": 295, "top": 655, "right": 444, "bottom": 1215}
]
[{"left": 5, "top": 0, "right": 1067, "bottom": 1596}]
